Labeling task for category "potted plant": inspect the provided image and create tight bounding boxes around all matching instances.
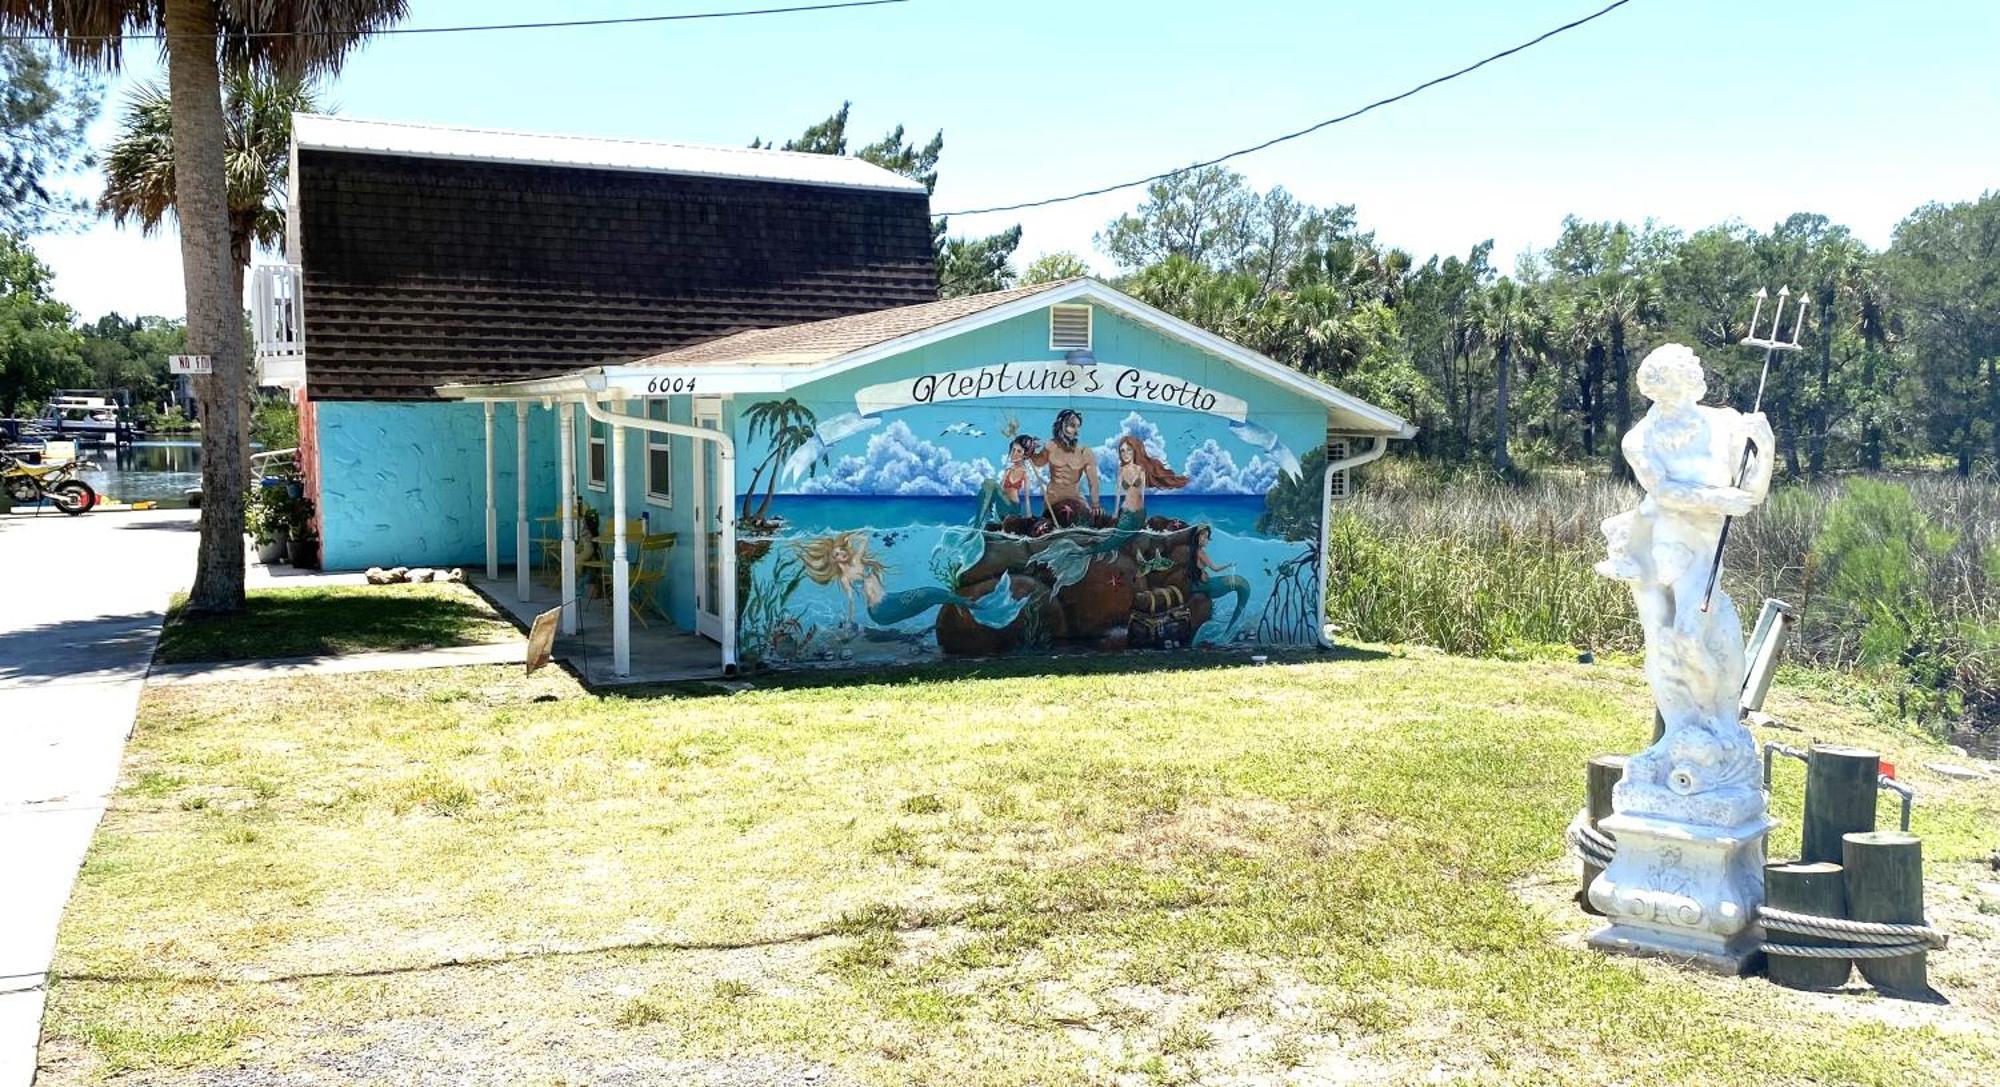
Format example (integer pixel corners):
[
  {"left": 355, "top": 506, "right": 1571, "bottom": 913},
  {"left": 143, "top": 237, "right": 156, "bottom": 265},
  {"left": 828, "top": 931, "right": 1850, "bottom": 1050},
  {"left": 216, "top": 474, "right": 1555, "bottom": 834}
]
[
  {"left": 245, "top": 483, "right": 289, "bottom": 564},
  {"left": 283, "top": 490, "right": 317, "bottom": 568}
]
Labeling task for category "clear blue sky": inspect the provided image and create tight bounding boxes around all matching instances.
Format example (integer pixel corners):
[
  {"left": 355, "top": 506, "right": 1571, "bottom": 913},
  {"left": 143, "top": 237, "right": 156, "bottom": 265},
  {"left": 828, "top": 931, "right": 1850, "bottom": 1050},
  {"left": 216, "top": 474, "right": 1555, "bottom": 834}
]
[{"left": 31, "top": 0, "right": 2000, "bottom": 320}]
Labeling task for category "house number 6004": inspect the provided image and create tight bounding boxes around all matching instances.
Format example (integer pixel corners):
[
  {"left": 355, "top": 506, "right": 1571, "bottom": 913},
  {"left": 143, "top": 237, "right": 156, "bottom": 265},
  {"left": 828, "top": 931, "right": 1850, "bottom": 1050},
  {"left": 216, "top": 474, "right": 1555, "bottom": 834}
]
[{"left": 645, "top": 376, "right": 697, "bottom": 394}]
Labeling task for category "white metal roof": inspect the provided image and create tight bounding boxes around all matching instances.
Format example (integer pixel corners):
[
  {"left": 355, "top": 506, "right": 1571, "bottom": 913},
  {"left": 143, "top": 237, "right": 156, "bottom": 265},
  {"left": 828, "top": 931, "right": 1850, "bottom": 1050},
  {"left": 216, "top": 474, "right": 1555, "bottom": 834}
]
[{"left": 290, "top": 114, "right": 930, "bottom": 194}]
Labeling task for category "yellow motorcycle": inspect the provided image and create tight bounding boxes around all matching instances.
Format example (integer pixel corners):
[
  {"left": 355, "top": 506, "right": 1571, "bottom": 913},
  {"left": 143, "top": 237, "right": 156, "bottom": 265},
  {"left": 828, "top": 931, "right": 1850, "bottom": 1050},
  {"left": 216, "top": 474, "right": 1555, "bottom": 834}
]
[{"left": 1, "top": 449, "right": 97, "bottom": 515}]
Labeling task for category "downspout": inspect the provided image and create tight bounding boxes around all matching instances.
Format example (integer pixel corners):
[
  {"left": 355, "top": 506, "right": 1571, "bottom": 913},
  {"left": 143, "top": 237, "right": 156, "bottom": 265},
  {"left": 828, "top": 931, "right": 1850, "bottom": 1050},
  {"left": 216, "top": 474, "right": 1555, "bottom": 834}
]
[
  {"left": 1317, "top": 435, "right": 1393, "bottom": 650},
  {"left": 578, "top": 395, "right": 739, "bottom": 676}
]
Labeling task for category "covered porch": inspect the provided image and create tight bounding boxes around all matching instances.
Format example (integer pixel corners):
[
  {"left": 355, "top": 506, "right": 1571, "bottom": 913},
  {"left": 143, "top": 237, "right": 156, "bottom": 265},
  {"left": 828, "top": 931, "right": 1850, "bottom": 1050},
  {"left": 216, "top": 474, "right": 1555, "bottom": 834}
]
[{"left": 439, "top": 384, "right": 743, "bottom": 684}]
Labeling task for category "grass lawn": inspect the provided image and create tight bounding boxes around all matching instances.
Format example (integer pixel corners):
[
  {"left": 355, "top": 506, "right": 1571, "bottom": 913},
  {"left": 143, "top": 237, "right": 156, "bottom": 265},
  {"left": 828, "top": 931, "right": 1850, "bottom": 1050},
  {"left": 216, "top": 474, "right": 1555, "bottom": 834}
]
[
  {"left": 41, "top": 651, "right": 2000, "bottom": 1086},
  {"left": 153, "top": 584, "right": 518, "bottom": 664}
]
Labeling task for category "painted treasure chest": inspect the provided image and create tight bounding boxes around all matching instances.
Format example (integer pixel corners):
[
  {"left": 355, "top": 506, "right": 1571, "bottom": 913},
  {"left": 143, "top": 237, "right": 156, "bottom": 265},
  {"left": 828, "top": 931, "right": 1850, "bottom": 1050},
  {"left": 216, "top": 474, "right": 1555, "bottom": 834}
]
[{"left": 1129, "top": 584, "right": 1192, "bottom": 650}]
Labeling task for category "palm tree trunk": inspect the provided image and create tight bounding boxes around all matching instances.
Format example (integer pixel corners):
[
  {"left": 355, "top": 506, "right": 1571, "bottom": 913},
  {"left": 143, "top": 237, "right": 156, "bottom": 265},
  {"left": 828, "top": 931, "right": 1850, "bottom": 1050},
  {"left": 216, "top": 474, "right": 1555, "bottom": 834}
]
[
  {"left": 1609, "top": 322, "right": 1633, "bottom": 481},
  {"left": 1492, "top": 339, "right": 1512, "bottom": 473},
  {"left": 169, "top": 0, "right": 248, "bottom": 613},
  {"left": 1809, "top": 294, "right": 1834, "bottom": 475}
]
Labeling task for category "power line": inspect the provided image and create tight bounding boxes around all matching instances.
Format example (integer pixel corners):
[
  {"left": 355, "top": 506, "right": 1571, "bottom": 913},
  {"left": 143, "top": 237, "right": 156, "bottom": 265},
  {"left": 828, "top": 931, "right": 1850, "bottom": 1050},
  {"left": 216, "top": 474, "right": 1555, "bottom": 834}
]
[
  {"left": 0, "top": 0, "right": 911, "bottom": 44},
  {"left": 938, "top": 0, "right": 1639, "bottom": 218}
]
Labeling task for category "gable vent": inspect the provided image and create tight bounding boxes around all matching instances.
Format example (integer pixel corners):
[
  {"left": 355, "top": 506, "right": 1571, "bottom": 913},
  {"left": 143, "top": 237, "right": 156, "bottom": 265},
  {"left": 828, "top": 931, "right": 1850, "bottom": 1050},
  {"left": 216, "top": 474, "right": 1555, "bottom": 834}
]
[
  {"left": 1326, "top": 437, "right": 1350, "bottom": 501},
  {"left": 1049, "top": 303, "right": 1093, "bottom": 351}
]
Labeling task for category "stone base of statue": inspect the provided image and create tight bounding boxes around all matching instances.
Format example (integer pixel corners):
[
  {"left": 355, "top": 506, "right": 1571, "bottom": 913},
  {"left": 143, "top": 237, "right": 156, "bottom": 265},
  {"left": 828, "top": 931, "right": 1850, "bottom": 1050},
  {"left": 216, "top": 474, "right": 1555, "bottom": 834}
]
[{"left": 1587, "top": 810, "right": 1774, "bottom": 975}]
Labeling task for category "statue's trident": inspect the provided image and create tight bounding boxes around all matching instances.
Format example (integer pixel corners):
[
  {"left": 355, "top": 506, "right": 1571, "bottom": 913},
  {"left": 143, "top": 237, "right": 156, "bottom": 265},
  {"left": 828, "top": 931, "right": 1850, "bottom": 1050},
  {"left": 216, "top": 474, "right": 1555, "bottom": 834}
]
[{"left": 1699, "top": 287, "right": 1806, "bottom": 612}]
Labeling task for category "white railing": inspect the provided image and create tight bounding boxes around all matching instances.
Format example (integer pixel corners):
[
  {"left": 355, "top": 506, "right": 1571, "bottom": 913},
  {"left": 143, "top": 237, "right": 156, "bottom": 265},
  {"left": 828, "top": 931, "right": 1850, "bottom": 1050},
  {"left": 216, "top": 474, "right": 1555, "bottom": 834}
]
[
  {"left": 252, "top": 263, "right": 304, "bottom": 359},
  {"left": 252, "top": 263, "right": 306, "bottom": 390}
]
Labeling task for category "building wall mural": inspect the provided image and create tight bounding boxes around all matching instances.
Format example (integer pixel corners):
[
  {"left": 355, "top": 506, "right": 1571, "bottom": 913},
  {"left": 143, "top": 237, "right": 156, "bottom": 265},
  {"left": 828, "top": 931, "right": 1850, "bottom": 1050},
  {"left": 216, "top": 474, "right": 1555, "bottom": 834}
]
[{"left": 731, "top": 305, "right": 1334, "bottom": 668}]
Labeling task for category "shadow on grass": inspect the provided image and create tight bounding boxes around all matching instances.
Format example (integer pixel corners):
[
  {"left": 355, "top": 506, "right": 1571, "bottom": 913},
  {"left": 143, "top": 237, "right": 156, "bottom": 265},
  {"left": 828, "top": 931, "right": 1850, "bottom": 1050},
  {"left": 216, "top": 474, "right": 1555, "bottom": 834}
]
[
  {"left": 156, "top": 586, "right": 513, "bottom": 665},
  {"left": 607, "top": 643, "right": 1395, "bottom": 702}
]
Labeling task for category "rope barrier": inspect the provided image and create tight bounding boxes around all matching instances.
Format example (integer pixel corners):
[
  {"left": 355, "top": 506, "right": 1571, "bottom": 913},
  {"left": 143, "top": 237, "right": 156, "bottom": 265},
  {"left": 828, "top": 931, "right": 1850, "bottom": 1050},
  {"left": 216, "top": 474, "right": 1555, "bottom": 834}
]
[
  {"left": 1756, "top": 905, "right": 1948, "bottom": 960},
  {"left": 1565, "top": 809, "right": 1616, "bottom": 868}
]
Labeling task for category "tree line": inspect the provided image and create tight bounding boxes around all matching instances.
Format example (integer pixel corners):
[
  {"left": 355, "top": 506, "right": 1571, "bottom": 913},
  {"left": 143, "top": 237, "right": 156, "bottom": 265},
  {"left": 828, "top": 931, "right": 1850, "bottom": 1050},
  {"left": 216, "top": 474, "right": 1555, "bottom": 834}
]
[{"left": 1010, "top": 166, "right": 1999, "bottom": 480}]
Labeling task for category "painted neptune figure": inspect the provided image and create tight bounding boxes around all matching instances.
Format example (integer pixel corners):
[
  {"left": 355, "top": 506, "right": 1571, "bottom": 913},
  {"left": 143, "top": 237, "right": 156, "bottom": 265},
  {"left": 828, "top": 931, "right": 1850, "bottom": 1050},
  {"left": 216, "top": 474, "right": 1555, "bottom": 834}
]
[{"left": 1588, "top": 342, "right": 1778, "bottom": 970}]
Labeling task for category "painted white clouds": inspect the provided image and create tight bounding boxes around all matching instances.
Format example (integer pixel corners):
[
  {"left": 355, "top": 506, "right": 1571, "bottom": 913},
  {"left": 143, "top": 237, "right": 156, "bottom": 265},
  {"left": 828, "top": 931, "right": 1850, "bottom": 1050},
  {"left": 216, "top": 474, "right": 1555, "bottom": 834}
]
[{"left": 796, "top": 411, "right": 1277, "bottom": 497}]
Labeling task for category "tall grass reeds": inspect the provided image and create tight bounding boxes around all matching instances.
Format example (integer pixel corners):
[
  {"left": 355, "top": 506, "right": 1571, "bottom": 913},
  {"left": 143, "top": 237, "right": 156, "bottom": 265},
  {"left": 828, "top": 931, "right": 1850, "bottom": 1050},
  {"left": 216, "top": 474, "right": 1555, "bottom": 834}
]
[{"left": 1326, "top": 461, "right": 2000, "bottom": 745}]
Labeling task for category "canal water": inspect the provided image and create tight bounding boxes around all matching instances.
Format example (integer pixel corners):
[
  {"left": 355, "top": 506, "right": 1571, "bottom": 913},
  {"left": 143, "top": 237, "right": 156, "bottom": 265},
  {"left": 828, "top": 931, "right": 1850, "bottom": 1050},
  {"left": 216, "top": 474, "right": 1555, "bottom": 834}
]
[{"left": 79, "top": 441, "right": 205, "bottom": 507}]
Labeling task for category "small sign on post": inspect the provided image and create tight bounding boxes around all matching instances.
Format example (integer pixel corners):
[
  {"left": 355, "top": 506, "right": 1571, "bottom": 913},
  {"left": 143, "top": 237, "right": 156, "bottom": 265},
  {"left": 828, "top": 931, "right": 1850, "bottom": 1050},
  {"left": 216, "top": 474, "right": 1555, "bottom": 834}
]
[{"left": 168, "top": 354, "right": 213, "bottom": 375}]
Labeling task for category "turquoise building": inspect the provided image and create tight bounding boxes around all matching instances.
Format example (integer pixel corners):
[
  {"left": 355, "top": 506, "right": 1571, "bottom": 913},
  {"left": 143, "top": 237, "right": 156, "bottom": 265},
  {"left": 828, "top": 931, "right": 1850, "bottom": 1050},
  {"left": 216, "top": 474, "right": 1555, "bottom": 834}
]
[{"left": 440, "top": 278, "right": 1414, "bottom": 679}]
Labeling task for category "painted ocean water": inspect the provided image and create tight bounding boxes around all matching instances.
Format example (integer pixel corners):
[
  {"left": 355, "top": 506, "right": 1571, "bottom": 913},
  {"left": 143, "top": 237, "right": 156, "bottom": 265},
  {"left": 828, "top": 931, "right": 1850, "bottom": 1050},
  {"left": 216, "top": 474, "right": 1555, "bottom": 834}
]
[
  {"left": 741, "top": 499, "right": 1321, "bottom": 668},
  {"left": 757, "top": 492, "right": 1274, "bottom": 537}
]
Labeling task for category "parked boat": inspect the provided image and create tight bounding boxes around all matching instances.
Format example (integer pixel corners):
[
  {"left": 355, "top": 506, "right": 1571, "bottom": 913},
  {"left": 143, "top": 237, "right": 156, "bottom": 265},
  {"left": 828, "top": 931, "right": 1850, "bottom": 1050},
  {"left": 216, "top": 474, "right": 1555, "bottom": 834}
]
[{"left": 36, "top": 391, "right": 135, "bottom": 445}]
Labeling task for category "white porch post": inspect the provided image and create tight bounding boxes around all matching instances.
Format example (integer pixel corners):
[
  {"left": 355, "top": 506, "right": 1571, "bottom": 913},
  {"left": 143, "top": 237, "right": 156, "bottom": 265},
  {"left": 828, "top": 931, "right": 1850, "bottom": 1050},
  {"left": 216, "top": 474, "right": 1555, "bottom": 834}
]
[
  {"left": 718, "top": 438, "right": 738, "bottom": 674},
  {"left": 515, "top": 402, "right": 531, "bottom": 601},
  {"left": 558, "top": 402, "right": 577, "bottom": 634},
  {"left": 610, "top": 403, "right": 631, "bottom": 677},
  {"left": 483, "top": 401, "right": 497, "bottom": 581}
]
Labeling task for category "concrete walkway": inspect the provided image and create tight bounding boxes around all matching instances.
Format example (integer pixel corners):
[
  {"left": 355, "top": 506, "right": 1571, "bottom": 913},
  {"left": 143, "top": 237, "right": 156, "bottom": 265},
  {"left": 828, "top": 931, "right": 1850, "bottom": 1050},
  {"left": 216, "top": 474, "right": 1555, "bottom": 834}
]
[
  {"left": 146, "top": 639, "right": 525, "bottom": 686},
  {"left": 0, "top": 510, "right": 199, "bottom": 1086}
]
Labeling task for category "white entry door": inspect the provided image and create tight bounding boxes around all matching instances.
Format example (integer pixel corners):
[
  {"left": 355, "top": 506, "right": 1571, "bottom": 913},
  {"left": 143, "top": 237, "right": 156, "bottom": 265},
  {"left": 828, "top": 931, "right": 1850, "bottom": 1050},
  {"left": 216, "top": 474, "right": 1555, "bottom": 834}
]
[{"left": 692, "top": 398, "right": 724, "bottom": 641}]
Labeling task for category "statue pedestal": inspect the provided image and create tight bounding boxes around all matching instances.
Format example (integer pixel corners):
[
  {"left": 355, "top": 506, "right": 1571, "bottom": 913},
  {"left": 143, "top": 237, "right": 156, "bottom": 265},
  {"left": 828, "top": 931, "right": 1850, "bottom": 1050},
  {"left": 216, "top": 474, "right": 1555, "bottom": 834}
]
[{"left": 1587, "top": 810, "right": 1774, "bottom": 975}]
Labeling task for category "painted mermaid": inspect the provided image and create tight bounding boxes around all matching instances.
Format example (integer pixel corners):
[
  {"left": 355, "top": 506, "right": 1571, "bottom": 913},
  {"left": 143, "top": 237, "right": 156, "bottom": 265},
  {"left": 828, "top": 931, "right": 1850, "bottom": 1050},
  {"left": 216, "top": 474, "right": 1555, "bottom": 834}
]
[
  {"left": 974, "top": 433, "right": 1042, "bottom": 526},
  {"left": 793, "top": 529, "right": 1028, "bottom": 631},
  {"left": 1189, "top": 523, "right": 1251, "bottom": 642},
  {"left": 1112, "top": 434, "right": 1188, "bottom": 530}
]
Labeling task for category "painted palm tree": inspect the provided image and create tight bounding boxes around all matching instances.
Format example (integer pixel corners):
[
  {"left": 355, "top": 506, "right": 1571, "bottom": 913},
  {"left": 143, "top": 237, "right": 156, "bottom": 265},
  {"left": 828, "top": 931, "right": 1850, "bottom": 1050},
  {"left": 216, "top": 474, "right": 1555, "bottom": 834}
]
[
  {"left": 0, "top": 0, "right": 407, "bottom": 615},
  {"left": 740, "top": 398, "right": 819, "bottom": 527},
  {"left": 100, "top": 70, "right": 317, "bottom": 472},
  {"left": 1474, "top": 277, "right": 1541, "bottom": 473}
]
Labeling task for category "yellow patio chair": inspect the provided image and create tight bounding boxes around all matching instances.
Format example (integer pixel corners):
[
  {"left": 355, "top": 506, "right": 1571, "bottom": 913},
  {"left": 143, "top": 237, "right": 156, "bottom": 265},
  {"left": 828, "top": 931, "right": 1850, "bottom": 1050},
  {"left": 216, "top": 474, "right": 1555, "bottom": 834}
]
[
  {"left": 627, "top": 532, "right": 678, "bottom": 627},
  {"left": 578, "top": 519, "right": 647, "bottom": 599}
]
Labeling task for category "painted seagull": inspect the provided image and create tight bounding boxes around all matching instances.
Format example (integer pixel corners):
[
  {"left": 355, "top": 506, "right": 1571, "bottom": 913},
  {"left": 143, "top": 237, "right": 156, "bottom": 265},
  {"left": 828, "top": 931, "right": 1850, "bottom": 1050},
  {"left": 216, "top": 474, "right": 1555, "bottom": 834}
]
[
  {"left": 1228, "top": 419, "right": 1303, "bottom": 479},
  {"left": 781, "top": 412, "right": 881, "bottom": 483},
  {"left": 940, "top": 422, "right": 985, "bottom": 438}
]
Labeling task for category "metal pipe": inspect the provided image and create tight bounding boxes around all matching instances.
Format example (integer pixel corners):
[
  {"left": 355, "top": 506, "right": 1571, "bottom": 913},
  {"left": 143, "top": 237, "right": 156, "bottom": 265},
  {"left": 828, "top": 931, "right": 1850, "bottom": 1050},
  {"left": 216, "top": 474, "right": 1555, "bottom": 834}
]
[
  {"left": 1316, "top": 436, "right": 1389, "bottom": 649},
  {"left": 1764, "top": 740, "right": 1808, "bottom": 789},
  {"left": 1877, "top": 775, "right": 1915, "bottom": 833}
]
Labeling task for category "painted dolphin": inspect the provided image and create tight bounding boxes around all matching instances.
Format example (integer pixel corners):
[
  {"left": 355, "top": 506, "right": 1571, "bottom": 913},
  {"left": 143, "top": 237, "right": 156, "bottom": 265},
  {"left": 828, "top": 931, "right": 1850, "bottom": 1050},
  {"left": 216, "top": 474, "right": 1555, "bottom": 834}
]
[
  {"left": 1228, "top": 419, "right": 1303, "bottom": 480},
  {"left": 781, "top": 412, "right": 881, "bottom": 483}
]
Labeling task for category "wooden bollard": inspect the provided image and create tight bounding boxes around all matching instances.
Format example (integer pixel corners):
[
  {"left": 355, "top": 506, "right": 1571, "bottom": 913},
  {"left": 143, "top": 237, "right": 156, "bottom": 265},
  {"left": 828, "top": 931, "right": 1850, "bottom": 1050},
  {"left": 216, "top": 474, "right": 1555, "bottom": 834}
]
[
  {"left": 1764, "top": 861, "right": 1849, "bottom": 990},
  {"left": 1803, "top": 745, "right": 1879, "bottom": 864},
  {"left": 1843, "top": 831, "right": 1928, "bottom": 996},
  {"left": 1580, "top": 755, "right": 1625, "bottom": 914}
]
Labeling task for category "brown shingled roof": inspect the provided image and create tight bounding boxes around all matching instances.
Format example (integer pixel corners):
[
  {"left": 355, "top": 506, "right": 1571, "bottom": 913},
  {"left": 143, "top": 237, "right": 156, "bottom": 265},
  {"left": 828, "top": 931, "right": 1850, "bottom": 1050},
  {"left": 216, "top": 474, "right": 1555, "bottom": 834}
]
[{"left": 620, "top": 278, "right": 1081, "bottom": 370}]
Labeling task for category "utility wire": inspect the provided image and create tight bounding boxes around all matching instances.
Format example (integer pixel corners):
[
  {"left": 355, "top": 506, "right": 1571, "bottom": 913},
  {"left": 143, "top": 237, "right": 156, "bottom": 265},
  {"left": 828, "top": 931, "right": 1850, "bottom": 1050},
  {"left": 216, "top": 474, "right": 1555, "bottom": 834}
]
[
  {"left": 0, "top": 0, "right": 910, "bottom": 44},
  {"left": 939, "top": 0, "right": 1639, "bottom": 217}
]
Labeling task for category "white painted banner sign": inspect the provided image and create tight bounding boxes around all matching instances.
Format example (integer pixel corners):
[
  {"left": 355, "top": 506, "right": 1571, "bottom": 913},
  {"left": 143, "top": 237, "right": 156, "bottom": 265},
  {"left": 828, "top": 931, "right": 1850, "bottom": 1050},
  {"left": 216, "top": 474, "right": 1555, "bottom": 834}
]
[
  {"left": 854, "top": 360, "right": 1249, "bottom": 422},
  {"left": 168, "top": 354, "right": 212, "bottom": 375}
]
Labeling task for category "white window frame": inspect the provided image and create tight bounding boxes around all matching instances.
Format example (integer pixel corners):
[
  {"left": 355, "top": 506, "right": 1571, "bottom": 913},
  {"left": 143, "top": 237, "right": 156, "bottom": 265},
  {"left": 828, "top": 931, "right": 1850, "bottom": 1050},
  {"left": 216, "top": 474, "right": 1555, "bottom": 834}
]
[
  {"left": 586, "top": 416, "right": 608, "bottom": 492},
  {"left": 644, "top": 400, "right": 674, "bottom": 507},
  {"left": 1049, "top": 303, "right": 1093, "bottom": 351}
]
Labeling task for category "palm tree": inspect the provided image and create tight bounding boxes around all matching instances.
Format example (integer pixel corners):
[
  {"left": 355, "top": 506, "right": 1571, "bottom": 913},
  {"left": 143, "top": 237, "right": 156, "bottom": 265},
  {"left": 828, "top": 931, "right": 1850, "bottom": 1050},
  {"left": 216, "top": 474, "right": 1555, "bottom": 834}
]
[
  {"left": 740, "top": 398, "right": 819, "bottom": 526},
  {"left": 1590, "top": 276, "right": 1662, "bottom": 480},
  {"left": 100, "top": 69, "right": 318, "bottom": 471},
  {"left": 0, "top": 1, "right": 406, "bottom": 615},
  {"left": 1474, "top": 277, "right": 1539, "bottom": 474}
]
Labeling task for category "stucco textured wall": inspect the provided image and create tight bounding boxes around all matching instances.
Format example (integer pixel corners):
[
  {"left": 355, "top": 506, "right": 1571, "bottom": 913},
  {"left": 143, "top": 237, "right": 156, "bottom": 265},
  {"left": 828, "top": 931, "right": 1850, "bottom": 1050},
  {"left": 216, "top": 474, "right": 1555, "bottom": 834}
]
[{"left": 318, "top": 400, "right": 560, "bottom": 571}]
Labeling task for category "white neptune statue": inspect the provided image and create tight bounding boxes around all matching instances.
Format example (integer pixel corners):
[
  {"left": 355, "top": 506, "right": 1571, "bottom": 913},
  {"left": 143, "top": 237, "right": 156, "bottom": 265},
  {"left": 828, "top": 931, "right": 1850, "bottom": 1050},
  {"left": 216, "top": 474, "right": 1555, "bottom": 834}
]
[{"left": 1587, "top": 343, "right": 1778, "bottom": 972}]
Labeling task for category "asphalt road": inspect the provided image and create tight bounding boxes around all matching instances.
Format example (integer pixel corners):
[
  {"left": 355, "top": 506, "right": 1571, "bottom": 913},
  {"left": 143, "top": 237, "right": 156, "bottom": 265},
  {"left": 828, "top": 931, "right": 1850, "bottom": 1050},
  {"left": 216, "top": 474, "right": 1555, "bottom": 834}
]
[{"left": 0, "top": 509, "right": 199, "bottom": 1086}]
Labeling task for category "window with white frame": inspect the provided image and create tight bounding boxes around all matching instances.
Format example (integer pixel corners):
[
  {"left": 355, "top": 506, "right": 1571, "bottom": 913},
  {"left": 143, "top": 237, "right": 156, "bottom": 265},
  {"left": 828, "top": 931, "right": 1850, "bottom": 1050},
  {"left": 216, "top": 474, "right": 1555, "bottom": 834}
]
[
  {"left": 586, "top": 417, "right": 607, "bottom": 490},
  {"left": 645, "top": 400, "right": 674, "bottom": 505}
]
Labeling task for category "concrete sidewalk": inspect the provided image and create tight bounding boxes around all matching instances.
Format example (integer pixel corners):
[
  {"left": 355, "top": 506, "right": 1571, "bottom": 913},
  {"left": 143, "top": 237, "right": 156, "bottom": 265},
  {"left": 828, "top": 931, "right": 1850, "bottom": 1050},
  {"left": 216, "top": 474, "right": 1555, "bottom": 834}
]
[
  {"left": 0, "top": 510, "right": 198, "bottom": 1087},
  {"left": 146, "top": 639, "right": 525, "bottom": 686}
]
